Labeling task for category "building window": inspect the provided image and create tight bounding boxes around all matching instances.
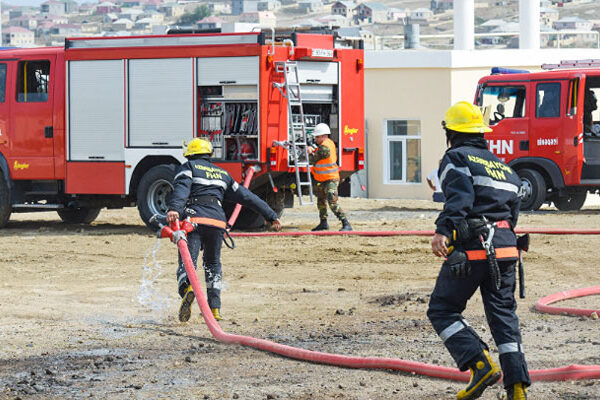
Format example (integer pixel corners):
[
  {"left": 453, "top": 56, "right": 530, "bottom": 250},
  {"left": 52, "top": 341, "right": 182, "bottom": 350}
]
[
  {"left": 17, "top": 60, "right": 50, "bottom": 103},
  {"left": 384, "top": 119, "right": 421, "bottom": 184}
]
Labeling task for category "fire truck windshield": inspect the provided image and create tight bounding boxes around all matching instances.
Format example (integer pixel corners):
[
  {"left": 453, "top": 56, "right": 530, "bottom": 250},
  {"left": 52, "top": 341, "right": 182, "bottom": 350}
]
[{"left": 481, "top": 85, "right": 526, "bottom": 125}]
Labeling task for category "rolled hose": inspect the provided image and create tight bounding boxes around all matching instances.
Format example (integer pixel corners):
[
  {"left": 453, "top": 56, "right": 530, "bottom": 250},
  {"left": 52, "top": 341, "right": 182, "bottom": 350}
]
[{"left": 175, "top": 236, "right": 600, "bottom": 382}]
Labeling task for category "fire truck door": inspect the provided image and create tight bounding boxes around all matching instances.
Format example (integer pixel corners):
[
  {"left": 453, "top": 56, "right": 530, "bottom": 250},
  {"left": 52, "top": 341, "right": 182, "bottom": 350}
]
[{"left": 9, "top": 56, "right": 56, "bottom": 180}]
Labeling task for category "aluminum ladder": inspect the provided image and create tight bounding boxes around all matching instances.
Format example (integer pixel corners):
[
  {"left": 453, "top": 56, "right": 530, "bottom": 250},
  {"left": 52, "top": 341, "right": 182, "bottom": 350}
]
[{"left": 274, "top": 61, "right": 314, "bottom": 205}]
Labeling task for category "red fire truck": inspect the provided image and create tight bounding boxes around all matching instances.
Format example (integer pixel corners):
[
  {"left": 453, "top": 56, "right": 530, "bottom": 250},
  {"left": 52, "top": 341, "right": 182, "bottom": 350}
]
[
  {"left": 0, "top": 32, "right": 364, "bottom": 228},
  {"left": 476, "top": 62, "right": 600, "bottom": 211}
]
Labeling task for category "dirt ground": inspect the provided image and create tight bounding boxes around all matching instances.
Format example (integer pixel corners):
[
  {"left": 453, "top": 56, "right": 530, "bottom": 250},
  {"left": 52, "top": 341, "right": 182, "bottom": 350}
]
[{"left": 0, "top": 198, "right": 599, "bottom": 400}]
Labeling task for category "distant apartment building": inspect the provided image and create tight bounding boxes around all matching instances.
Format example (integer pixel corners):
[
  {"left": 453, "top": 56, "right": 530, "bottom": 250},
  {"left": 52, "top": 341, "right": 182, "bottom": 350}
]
[
  {"left": 354, "top": 3, "right": 389, "bottom": 24},
  {"left": 51, "top": 23, "right": 83, "bottom": 36},
  {"left": 41, "top": 1, "right": 66, "bottom": 15},
  {"left": 331, "top": 1, "right": 355, "bottom": 18},
  {"left": 3, "top": 27, "right": 35, "bottom": 47},
  {"left": 232, "top": 0, "right": 259, "bottom": 15},
  {"left": 113, "top": 18, "right": 134, "bottom": 30},
  {"left": 299, "top": 0, "right": 324, "bottom": 13}
]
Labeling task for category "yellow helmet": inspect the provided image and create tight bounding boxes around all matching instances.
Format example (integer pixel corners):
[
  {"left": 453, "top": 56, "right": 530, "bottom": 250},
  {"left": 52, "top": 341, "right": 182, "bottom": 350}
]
[
  {"left": 184, "top": 138, "right": 213, "bottom": 157},
  {"left": 443, "top": 101, "right": 492, "bottom": 134}
]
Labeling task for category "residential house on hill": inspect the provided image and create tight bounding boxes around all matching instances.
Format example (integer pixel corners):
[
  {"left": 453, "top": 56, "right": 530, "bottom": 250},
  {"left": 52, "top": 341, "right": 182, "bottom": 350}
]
[
  {"left": 10, "top": 16, "right": 38, "bottom": 31},
  {"left": 96, "top": 2, "right": 122, "bottom": 14},
  {"left": 3, "top": 27, "right": 35, "bottom": 47},
  {"left": 354, "top": 3, "right": 389, "bottom": 24},
  {"left": 431, "top": 0, "right": 453, "bottom": 13},
  {"left": 331, "top": 1, "right": 355, "bottom": 19},
  {"left": 240, "top": 11, "right": 276, "bottom": 27},
  {"left": 232, "top": 0, "right": 259, "bottom": 15},
  {"left": 208, "top": 2, "right": 232, "bottom": 14},
  {"left": 553, "top": 16, "right": 592, "bottom": 31},
  {"left": 197, "top": 16, "right": 223, "bottom": 30},
  {"left": 258, "top": 0, "right": 281, "bottom": 11},
  {"left": 388, "top": 8, "right": 408, "bottom": 22},
  {"left": 41, "top": 0, "right": 66, "bottom": 15},
  {"left": 299, "top": 0, "right": 324, "bottom": 13},
  {"left": 540, "top": 7, "right": 559, "bottom": 27},
  {"left": 158, "top": 3, "right": 187, "bottom": 18},
  {"left": 409, "top": 8, "right": 434, "bottom": 23}
]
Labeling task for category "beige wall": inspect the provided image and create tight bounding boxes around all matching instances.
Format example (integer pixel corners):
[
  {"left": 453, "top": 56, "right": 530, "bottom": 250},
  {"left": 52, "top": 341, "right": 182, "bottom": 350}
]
[{"left": 365, "top": 67, "right": 451, "bottom": 199}]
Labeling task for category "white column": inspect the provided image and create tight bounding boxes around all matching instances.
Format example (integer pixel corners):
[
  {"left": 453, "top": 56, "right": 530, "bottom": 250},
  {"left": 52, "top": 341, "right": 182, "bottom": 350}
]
[
  {"left": 520, "top": 0, "right": 540, "bottom": 49},
  {"left": 454, "top": 0, "right": 474, "bottom": 50}
]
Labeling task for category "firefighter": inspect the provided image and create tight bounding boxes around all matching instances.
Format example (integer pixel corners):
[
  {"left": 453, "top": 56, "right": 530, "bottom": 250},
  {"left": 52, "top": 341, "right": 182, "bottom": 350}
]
[
  {"left": 167, "top": 138, "right": 281, "bottom": 322},
  {"left": 307, "top": 123, "right": 352, "bottom": 232},
  {"left": 427, "top": 102, "right": 530, "bottom": 400}
]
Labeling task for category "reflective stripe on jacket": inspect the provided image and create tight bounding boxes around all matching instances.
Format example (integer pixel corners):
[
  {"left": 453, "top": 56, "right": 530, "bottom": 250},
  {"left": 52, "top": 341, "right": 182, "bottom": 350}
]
[{"left": 312, "top": 138, "right": 340, "bottom": 182}]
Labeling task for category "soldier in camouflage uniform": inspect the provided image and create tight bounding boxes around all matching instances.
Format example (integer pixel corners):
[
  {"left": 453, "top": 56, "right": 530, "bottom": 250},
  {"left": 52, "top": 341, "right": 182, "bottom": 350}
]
[{"left": 307, "top": 123, "right": 352, "bottom": 232}]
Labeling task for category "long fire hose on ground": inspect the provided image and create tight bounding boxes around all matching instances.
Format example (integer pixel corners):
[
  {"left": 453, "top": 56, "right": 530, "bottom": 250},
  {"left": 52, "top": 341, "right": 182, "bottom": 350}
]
[
  {"left": 155, "top": 220, "right": 600, "bottom": 383},
  {"left": 156, "top": 165, "right": 599, "bottom": 382}
]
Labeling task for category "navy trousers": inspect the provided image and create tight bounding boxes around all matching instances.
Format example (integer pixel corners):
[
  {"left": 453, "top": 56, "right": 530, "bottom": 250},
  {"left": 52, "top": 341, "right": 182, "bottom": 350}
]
[
  {"left": 176, "top": 225, "right": 224, "bottom": 309},
  {"left": 427, "top": 257, "right": 530, "bottom": 388}
]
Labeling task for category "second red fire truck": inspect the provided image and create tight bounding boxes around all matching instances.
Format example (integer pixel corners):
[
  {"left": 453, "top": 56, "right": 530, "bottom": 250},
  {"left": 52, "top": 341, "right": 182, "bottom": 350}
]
[
  {"left": 476, "top": 61, "right": 600, "bottom": 211},
  {"left": 0, "top": 31, "right": 364, "bottom": 228}
]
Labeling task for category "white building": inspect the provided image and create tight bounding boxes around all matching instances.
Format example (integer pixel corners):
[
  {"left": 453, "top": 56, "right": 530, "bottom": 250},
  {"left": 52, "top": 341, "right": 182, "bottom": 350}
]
[{"left": 3, "top": 27, "right": 35, "bottom": 47}]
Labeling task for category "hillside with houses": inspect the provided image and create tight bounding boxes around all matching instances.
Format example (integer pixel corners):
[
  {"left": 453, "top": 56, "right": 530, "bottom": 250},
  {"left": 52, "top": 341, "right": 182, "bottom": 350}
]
[{"left": 1, "top": 0, "right": 600, "bottom": 49}]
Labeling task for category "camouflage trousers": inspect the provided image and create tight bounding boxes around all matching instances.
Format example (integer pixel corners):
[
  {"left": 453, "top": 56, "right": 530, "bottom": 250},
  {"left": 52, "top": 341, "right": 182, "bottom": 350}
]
[{"left": 315, "top": 179, "right": 347, "bottom": 221}]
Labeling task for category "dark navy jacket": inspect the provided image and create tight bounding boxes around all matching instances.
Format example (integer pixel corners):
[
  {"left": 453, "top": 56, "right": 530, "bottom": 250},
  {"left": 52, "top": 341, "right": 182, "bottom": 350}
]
[
  {"left": 168, "top": 157, "right": 278, "bottom": 226},
  {"left": 435, "top": 136, "right": 522, "bottom": 250}
]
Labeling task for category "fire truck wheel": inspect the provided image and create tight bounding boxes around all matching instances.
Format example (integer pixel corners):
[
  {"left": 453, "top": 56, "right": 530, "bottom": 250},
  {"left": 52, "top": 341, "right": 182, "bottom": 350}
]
[
  {"left": 0, "top": 173, "right": 11, "bottom": 228},
  {"left": 554, "top": 191, "right": 587, "bottom": 211},
  {"left": 57, "top": 207, "right": 101, "bottom": 224},
  {"left": 517, "top": 168, "right": 546, "bottom": 211},
  {"left": 137, "top": 164, "right": 176, "bottom": 229}
]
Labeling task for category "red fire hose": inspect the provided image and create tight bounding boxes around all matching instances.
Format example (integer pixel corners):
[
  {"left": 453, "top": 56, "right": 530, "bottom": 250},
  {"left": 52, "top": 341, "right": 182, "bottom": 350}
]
[
  {"left": 155, "top": 222, "right": 600, "bottom": 383},
  {"left": 536, "top": 286, "right": 600, "bottom": 317},
  {"left": 203, "top": 167, "right": 600, "bottom": 382}
]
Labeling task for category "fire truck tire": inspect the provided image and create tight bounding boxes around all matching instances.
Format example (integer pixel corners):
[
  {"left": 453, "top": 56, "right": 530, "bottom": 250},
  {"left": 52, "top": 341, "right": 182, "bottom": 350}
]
[
  {"left": 137, "top": 164, "right": 176, "bottom": 228},
  {"left": 518, "top": 168, "right": 546, "bottom": 211},
  {"left": 0, "top": 173, "right": 11, "bottom": 228},
  {"left": 57, "top": 207, "right": 101, "bottom": 224},
  {"left": 554, "top": 191, "right": 587, "bottom": 211}
]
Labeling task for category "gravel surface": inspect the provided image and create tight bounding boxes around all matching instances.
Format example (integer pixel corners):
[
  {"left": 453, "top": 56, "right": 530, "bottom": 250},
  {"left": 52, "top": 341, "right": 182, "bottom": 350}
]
[{"left": 0, "top": 198, "right": 599, "bottom": 399}]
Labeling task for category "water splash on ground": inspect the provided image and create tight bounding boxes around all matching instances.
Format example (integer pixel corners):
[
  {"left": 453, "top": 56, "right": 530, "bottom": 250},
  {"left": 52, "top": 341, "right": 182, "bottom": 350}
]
[{"left": 135, "top": 239, "right": 172, "bottom": 320}]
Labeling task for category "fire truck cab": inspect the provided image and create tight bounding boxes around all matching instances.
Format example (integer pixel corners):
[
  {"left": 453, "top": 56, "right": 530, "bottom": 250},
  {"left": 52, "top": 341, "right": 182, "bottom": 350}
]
[
  {"left": 476, "top": 62, "right": 600, "bottom": 211},
  {"left": 0, "top": 32, "right": 364, "bottom": 228}
]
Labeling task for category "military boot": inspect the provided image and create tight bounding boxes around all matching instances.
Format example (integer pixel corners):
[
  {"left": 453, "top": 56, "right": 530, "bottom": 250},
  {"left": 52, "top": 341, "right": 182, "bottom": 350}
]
[
  {"left": 457, "top": 350, "right": 502, "bottom": 400},
  {"left": 311, "top": 219, "right": 329, "bottom": 231},
  {"left": 505, "top": 383, "right": 528, "bottom": 400},
  {"left": 178, "top": 285, "right": 195, "bottom": 322},
  {"left": 340, "top": 219, "right": 353, "bottom": 231},
  {"left": 211, "top": 308, "right": 223, "bottom": 321}
]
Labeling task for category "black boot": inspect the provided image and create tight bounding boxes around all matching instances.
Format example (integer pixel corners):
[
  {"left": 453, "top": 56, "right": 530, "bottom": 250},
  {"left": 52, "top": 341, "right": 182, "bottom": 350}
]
[
  {"left": 311, "top": 219, "right": 329, "bottom": 231},
  {"left": 340, "top": 219, "right": 353, "bottom": 231}
]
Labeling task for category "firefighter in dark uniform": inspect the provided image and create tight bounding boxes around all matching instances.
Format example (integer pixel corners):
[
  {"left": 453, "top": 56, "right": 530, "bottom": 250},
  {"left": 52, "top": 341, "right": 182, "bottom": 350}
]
[
  {"left": 427, "top": 102, "right": 530, "bottom": 400},
  {"left": 307, "top": 123, "right": 352, "bottom": 232},
  {"left": 167, "top": 138, "right": 281, "bottom": 322}
]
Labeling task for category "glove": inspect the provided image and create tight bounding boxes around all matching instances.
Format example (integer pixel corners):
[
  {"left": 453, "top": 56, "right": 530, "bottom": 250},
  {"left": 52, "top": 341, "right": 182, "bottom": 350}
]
[{"left": 446, "top": 250, "right": 471, "bottom": 278}]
